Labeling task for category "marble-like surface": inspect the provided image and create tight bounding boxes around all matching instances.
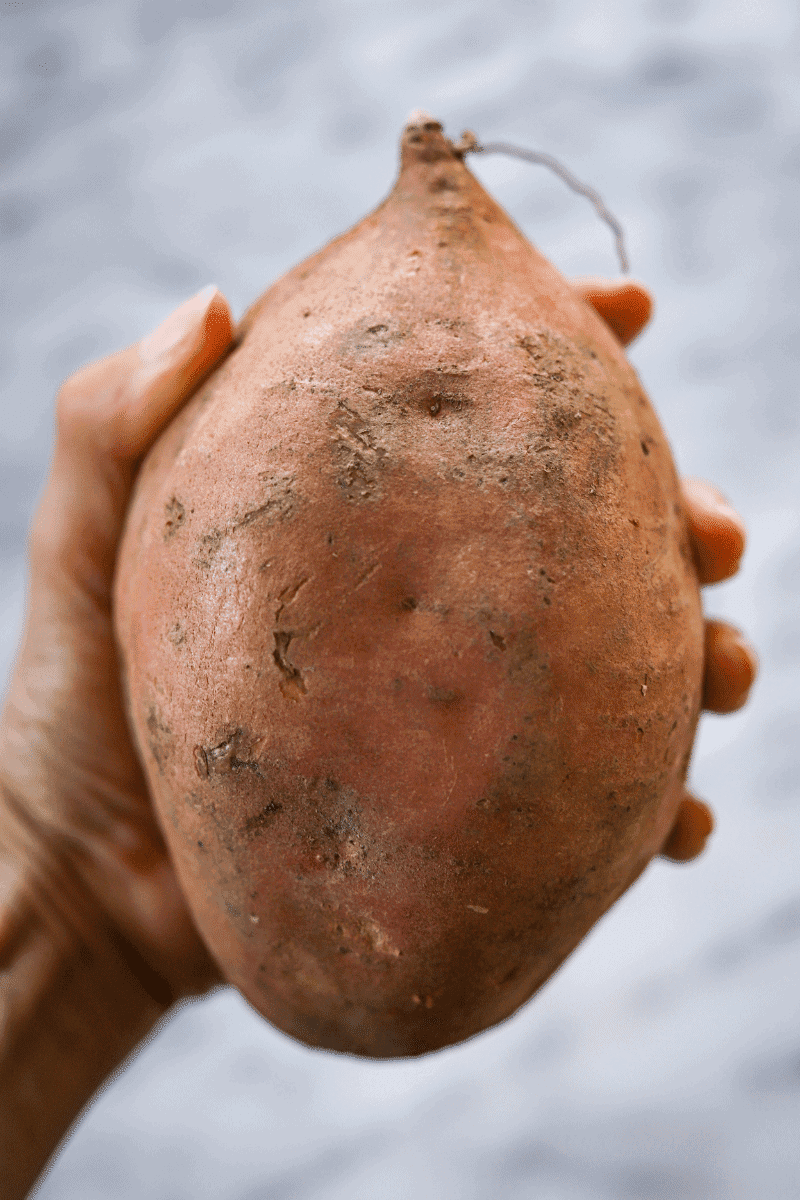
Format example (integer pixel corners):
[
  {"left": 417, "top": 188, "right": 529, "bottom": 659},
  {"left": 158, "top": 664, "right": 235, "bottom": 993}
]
[{"left": 2, "top": 1, "right": 799, "bottom": 1196}]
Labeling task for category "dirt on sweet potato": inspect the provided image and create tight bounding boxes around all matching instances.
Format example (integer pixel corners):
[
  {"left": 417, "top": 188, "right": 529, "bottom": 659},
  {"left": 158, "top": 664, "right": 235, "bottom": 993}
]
[{"left": 114, "top": 114, "right": 703, "bottom": 1057}]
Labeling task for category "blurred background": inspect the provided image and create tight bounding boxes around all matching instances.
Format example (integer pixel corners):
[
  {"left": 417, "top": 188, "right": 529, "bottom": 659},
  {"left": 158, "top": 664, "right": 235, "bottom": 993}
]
[{"left": 2, "top": 0, "right": 799, "bottom": 1196}]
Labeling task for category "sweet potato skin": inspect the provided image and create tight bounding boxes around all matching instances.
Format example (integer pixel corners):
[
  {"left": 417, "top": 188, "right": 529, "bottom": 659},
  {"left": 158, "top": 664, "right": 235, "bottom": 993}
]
[{"left": 115, "top": 119, "right": 703, "bottom": 1057}]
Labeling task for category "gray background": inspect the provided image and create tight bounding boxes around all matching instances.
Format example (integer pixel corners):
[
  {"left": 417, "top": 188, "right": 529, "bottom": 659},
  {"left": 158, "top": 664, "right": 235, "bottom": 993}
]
[{"left": 2, "top": 1, "right": 799, "bottom": 1197}]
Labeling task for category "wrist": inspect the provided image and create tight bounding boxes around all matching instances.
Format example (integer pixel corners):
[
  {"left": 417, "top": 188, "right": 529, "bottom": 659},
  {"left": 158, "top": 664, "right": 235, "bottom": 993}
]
[{"left": 1, "top": 830, "right": 170, "bottom": 1198}]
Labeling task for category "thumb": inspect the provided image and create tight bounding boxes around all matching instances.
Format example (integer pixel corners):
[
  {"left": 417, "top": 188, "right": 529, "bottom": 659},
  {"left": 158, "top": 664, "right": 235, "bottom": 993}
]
[{"left": 30, "top": 287, "right": 234, "bottom": 604}]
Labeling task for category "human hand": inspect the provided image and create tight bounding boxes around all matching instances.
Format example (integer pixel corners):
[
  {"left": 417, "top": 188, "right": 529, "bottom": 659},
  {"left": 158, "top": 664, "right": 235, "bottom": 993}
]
[
  {"left": 0, "top": 287, "right": 238, "bottom": 1199},
  {"left": 0, "top": 276, "right": 750, "bottom": 1199},
  {"left": 572, "top": 277, "right": 759, "bottom": 863},
  {"left": 0, "top": 277, "right": 756, "bottom": 993},
  {"left": 0, "top": 285, "right": 235, "bottom": 1005}
]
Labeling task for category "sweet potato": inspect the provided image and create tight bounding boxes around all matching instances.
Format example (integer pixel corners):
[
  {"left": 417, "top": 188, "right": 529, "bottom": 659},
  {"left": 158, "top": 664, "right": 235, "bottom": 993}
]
[{"left": 115, "top": 115, "right": 703, "bottom": 1057}]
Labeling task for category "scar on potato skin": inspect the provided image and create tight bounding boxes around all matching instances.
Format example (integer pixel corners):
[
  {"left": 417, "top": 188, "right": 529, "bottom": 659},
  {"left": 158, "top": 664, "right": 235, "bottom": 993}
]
[
  {"left": 164, "top": 496, "right": 186, "bottom": 539},
  {"left": 167, "top": 622, "right": 186, "bottom": 648},
  {"left": 243, "top": 802, "right": 284, "bottom": 835},
  {"left": 145, "top": 704, "right": 172, "bottom": 773},
  {"left": 189, "top": 476, "right": 299, "bottom": 570},
  {"left": 193, "top": 729, "right": 272, "bottom": 780},
  {"left": 272, "top": 629, "right": 307, "bottom": 697}
]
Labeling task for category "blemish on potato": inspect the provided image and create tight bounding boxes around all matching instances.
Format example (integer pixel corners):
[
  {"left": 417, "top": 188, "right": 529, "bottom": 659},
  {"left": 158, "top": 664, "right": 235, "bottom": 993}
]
[
  {"left": 167, "top": 622, "right": 186, "bottom": 648},
  {"left": 272, "top": 630, "right": 307, "bottom": 698},
  {"left": 192, "top": 528, "right": 223, "bottom": 570},
  {"left": 145, "top": 705, "right": 172, "bottom": 773},
  {"left": 194, "top": 745, "right": 209, "bottom": 778},
  {"left": 163, "top": 496, "right": 185, "bottom": 539},
  {"left": 243, "top": 802, "right": 284, "bottom": 835}
]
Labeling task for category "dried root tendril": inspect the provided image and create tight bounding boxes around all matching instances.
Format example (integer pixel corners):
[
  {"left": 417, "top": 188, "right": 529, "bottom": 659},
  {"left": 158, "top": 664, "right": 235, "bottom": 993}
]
[{"left": 455, "top": 130, "right": 630, "bottom": 274}]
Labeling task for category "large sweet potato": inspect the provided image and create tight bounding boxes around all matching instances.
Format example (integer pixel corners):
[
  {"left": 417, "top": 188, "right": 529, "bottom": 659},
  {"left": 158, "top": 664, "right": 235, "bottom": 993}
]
[{"left": 115, "top": 115, "right": 703, "bottom": 1057}]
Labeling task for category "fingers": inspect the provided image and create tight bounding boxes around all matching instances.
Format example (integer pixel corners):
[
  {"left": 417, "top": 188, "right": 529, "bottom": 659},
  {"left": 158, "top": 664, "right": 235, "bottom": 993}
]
[
  {"left": 683, "top": 480, "right": 757, "bottom": 706},
  {"left": 660, "top": 794, "right": 714, "bottom": 863},
  {"left": 30, "top": 287, "right": 234, "bottom": 602},
  {"left": 664, "top": 495, "right": 755, "bottom": 873},
  {"left": 703, "top": 619, "right": 758, "bottom": 713},
  {"left": 571, "top": 277, "right": 654, "bottom": 346},
  {"left": 681, "top": 477, "right": 746, "bottom": 585}
]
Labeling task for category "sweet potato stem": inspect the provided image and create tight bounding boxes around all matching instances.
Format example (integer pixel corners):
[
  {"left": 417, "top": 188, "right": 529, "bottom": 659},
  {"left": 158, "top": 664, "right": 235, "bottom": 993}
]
[{"left": 456, "top": 130, "right": 630, "bottom": 273}]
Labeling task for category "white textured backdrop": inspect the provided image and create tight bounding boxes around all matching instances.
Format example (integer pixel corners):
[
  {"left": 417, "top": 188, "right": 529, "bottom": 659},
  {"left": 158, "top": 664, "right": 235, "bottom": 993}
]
[{"left": 2, "top": 1, "right": 799, "bottom": 1197}]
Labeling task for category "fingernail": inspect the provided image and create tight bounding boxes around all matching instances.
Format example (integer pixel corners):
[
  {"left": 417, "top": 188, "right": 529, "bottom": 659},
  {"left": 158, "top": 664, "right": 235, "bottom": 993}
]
[
  {"left": 732, "top": 632, "right": 759, "bottom": 676},
  {"left": 713, "top": 496, "right": 746, "bottom": 533},
  {"left": 139, "top": 285, "right": 219, "bottom": 366},
  {"left": 696, "top": 480, "right": 745, "bottom": 530}
]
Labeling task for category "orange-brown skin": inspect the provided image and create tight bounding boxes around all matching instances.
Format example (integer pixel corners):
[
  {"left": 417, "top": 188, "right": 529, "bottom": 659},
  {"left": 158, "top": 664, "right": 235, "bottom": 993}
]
[{"left": 114, "top": 117, "right": 704, "bottom": 1057}]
